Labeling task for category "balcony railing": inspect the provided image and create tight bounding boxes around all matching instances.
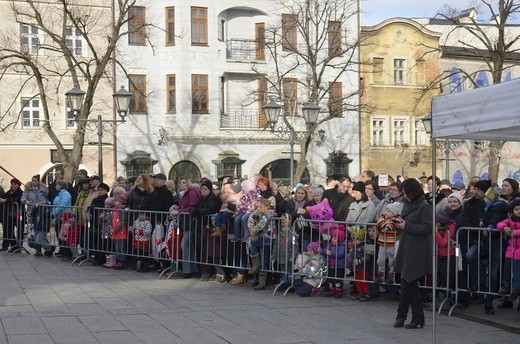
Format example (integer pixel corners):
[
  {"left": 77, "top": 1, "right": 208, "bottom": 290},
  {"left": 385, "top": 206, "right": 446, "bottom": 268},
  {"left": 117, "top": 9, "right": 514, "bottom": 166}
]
[
  {"left": 226, "top": 39, "right": 265, "bottom": 62},
  {"left": 220, "top": 108, "right": 267, "bottom": 129}
]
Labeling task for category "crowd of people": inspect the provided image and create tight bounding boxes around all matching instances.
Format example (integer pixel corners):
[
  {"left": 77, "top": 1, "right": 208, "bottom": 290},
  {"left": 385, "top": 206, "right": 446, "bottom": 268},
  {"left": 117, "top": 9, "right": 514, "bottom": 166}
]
[{"left": 0, "top": 168, "right": 519, "bottom": 329}]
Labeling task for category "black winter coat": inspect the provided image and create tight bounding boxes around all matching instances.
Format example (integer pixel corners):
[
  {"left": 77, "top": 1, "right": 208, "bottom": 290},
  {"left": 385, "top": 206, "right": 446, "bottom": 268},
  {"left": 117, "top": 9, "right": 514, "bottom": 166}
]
[{"left": 394, "top": 195, "right": 433, "bottom": 283}]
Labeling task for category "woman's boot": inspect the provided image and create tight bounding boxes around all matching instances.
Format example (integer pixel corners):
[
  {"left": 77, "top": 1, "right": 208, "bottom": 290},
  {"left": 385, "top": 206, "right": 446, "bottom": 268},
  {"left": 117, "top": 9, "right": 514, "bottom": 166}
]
[
  {"left": 254, "top": 273, "right": 267, "bottom": 290},
  {"left": 230, "top": 273, "right": 245, "bottom": 285},
  {"left": 103, "top": 255, "right": 116, "bottom": 268},
  {"left": 248, "top": 253, "right": 261, "bottom": 275}
]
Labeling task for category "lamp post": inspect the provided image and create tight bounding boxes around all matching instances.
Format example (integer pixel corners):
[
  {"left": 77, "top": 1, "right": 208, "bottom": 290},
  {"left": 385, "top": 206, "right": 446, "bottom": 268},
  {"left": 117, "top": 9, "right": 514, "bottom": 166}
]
[
  {"left": 66, "top": 85, "right": 133, "bottom": 182},
  {"left": 422, "top": 113, "right": 463, "bottom": 180},
  {"left": 263, "top": 101, "right": 320, "bottom": 187}
]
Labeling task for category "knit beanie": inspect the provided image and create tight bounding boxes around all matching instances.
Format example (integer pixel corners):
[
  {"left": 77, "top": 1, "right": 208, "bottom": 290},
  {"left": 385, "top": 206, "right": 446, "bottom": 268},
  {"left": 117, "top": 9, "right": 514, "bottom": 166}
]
[
  {"left": 447, "top": 192, "right": 464, "bottom": 207},
  {"left": 508, "top": 198, "right": 520, "bottom": 213},
  {"left": 474, "top": 180, "right": 491, "bottom": 193},
  {"left": 104, "top": 197, "right": 115, "bottom": 206},
  {"left": 435, "top": 206, "right": 452, "bottom": 225},
  {"left": 352, "top": 181, "right": 365, "bottom": 193},
  {"left": 200, "top": 179, "right": 213, "bottom": 191},
  {"left": 307, "top": 241, "right": 321, "bottom": 253},
  {"left": 311, "top": 187, "right": 324, "bottom": 197},
  {"left": 230, "top": 179, "right": 243, "bottom": 194},
  {"left": 331, "top": 225, "right": 346, "bottom": 243},
  {"left": 386, "top": 202, "right": 403, "bottom": 216}
]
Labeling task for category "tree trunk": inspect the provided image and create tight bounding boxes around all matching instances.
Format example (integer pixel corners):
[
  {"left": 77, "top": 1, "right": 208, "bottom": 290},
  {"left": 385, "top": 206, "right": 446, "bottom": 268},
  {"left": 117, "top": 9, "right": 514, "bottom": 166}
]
[{"left": 488, "top": 140, "right": 505, "bottom": 183}]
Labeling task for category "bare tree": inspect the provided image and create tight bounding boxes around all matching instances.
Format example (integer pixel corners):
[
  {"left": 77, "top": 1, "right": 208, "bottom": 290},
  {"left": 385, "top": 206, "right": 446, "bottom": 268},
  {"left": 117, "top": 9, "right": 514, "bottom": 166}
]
[
  {"left": 0, "top": 0, "right": 137, "bottom": 181},
  {"left": 252, "top": 0, "right": 360, "bottom": 183},
  {"left": 430, "top": 0, "right": 520, "bottom": 182}
]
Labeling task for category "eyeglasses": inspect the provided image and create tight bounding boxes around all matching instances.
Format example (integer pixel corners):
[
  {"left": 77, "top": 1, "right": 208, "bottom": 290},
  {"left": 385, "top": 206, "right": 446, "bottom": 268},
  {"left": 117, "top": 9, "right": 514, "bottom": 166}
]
[{"left": 365, "top": 187, "right": 374, "bottom": 191}]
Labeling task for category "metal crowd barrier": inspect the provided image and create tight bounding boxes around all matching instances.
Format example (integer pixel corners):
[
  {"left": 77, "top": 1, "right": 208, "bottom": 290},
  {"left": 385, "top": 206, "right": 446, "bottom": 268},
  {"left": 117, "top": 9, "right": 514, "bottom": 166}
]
[{"left": 6, "top": 203, "right": 514, "bottom": 318}]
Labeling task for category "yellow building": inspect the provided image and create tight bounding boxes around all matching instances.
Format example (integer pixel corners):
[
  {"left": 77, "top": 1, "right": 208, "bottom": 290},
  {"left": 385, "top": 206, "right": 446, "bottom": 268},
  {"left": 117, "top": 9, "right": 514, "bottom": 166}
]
[{"left": 360, "top": 18, "right": 442, "bottom": 180}]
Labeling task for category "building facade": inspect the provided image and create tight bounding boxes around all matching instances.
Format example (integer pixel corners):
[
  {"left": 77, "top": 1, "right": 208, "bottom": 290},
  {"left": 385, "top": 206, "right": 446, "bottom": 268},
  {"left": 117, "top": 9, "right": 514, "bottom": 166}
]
[
  {"left": 360, "top": 18, "right": 441, "bottom": 181},
  {"left": 115, "top": 0, "right": 361, "bottom": 186},
  {"left": 0, "top": 0, "right": 116, "bottom": 187}
]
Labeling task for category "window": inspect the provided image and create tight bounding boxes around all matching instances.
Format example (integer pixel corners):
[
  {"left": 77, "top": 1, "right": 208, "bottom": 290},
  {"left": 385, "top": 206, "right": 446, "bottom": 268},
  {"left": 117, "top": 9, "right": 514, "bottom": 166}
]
[
  {"left": 191, "top": 7, "right": 208, "bottom": 45},
  {"left": 129, "top": 74, "right": 147, "bottom": 113},
  {"left": 167, "top": 75, "right": 176, "bottom": 113},
  {"left": 21, "top": 98, "right": 41, "bottom": 128},
  {"left": 449, "top": 67, "right": 463, "bottom": 93},
  {"left": 192, "top": 74, "right": 208, "bottom": 114},
  {"left": 393, "top": 58, "right": 405, "bottom": 84},
  {"left": 129, "top": 6, "right": 146, "bottom": 45},
  {"left": 328, "top": 82, "right": 342, "bottom": 117},
  {"left": 371, "top": 117, "right": 387, "bottom": 146},
  {"left": 165, "top": 7, "right": 175, "bottom": 45},
  {"left": 218, "top": 18, "right": 225, "bottom": 41},
  {"left": 328, "top": 21, "right": 342, "bottom": 57},
  {"left": 283, "top": 78, "right": 298, "bottom": 116},
  {"left": 255, "top": 23, "right": 265, "bottom": 60},
  {"left": 393, "top": 118, "right": 408, "bottom": 145},
  {"left": 65, "top": 27, "right": 83, "bottom": 55},
  {"left": 372, "top": 57, "right": 384, "bottom": 83},
  {"left": 414, "top": 118, "right": 426, "bottom": 146},
  {"left": 476, "top": 70, "right": 489, "bottom": 88},
  {"left": 282, "top": 14, "right": 297, "bottom": 52},
  {"left": 20, "top": 24, "right": 39, "bottom": 54}
]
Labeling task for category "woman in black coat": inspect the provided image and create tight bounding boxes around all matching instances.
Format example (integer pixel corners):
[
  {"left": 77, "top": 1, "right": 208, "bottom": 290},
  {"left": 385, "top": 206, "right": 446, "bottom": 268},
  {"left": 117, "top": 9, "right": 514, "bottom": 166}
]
[
  {"left": 393, "top": 178, "right": 433, "bottom": 329},
  {"left": 0, "top": 179, "right": 23, "bottom": 252}
]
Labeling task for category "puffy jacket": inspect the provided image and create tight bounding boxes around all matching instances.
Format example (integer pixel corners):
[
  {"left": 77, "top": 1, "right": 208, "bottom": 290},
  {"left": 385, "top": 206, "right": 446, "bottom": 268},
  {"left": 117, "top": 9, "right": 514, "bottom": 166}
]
[
  {"left": 436, "top": 222, "right": 456, "bottom": 257},
  {"left": 497, "top": 218, "right": 520, "bottom": 260}
]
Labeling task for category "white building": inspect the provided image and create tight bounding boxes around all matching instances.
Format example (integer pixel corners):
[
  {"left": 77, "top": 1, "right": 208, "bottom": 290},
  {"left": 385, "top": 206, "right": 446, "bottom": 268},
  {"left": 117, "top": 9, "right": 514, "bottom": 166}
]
[{"left": 115, "top": 0, "right": 361, "bottom": 185}]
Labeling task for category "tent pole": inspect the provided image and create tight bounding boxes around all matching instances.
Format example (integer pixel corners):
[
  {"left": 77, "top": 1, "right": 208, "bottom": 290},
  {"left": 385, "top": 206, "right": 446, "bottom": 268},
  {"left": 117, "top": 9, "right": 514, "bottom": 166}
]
[{"left": 431, "top": 134, "right": 437, "bottom": 343}]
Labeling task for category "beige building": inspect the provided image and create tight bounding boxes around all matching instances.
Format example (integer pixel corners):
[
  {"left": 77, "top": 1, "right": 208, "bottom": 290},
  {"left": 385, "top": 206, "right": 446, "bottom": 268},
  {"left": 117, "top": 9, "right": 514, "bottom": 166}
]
[
  {"left": 0, "top": 0, "right": 116, "bottom": 188},
  {"left": 360, "top": 18, "right": 442, "bottom": 181}
]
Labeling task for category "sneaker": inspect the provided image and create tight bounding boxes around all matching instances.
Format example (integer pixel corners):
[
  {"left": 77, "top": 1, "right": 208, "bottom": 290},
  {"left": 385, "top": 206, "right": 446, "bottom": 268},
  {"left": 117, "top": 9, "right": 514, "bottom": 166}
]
[
  {"left": 34, "top": 251, "right": 43, "bottom": 257},
  {"left": 359, "top": 294, "right": 372, "bottom": 302}
]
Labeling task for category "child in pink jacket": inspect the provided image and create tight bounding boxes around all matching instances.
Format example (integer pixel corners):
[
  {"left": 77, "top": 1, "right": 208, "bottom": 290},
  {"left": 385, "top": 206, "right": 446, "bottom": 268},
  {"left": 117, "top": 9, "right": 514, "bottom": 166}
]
[
  {"left": 435, "top": 206, "right": 457, "bottom": 291},
  {"left": 497, "top": 198, "right": 520, "bottom": 308}
]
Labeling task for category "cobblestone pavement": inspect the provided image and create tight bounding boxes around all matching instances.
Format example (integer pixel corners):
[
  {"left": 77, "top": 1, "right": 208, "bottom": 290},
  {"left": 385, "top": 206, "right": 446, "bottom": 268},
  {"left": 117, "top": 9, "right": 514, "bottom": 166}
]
[{"left": 0, "top": 252, "right": 518, "bottom": 344}]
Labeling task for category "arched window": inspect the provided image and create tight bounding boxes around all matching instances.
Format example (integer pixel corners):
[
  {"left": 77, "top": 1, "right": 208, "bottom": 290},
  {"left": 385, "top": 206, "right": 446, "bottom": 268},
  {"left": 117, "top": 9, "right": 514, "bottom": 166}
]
[
  {"left": 504, "top": 70, "right": 513, "bottom": 82},
  {"left": 452, "top": 169, "right": 464, "bottom": 185},
  {"left": 449, "top": 67, "right": 463, "bottom": 93},
  {"left": 259, "top": 159, "right": 309, "bottom": 186},
  {"left": 480, "top": 172, "right": 489, "bottom": 180},
  {"left": 475, "top": 70, "right": 489, "bottom": 88},
  {"left": 169, "top": 160, "right": 201, "bottom": 184}
]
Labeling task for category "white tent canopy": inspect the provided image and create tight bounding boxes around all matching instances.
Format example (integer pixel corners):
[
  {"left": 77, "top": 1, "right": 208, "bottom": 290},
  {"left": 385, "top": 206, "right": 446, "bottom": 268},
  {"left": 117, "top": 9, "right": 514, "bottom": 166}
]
[{"left": 431, "top": 77, "right": 520, "bottom": 140}]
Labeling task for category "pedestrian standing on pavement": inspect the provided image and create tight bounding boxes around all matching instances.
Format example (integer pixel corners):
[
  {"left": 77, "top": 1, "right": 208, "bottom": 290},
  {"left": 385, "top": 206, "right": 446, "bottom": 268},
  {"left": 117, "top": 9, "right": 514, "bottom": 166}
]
[{"left": 393, "top": 178, "right": 433, "bottom": 330}]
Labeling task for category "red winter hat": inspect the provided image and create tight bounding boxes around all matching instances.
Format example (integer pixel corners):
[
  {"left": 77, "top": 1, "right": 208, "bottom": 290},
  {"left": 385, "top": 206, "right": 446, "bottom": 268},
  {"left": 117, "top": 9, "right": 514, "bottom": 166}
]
[{"left": 331, "top": 225, "right": 346, "bottom": 243}]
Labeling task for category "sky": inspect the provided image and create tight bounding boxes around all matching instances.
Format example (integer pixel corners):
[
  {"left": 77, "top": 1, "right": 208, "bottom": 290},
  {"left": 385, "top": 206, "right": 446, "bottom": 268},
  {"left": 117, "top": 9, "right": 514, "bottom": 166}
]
[{"left": 361, "top": 0, "right": 480, "bottom": 26}]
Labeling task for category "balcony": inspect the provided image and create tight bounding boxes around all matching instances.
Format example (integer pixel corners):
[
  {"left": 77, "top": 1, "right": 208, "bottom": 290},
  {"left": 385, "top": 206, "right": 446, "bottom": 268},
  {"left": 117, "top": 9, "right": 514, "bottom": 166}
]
[
  {"left": 226, "top": 39, "right": 265, "bottom": 62},
  {"left": 220, "top": 107, "right": 267, "bottom": 129}
]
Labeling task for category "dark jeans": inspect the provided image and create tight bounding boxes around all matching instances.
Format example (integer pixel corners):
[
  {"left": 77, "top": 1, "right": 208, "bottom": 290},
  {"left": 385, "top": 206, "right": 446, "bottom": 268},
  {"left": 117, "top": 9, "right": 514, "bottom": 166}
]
[
  {"left": 397, "top": 277, "right": 424, "bottom": 324},
  {"left": 484, "top": 240, "right": 504, "bottom": 307}
]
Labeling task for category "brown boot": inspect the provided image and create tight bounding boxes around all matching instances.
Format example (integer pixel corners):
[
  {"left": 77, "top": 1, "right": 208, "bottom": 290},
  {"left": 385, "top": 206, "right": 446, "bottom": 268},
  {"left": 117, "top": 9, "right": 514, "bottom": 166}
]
[
  {"left": 230, "top": 273, "right": 245, "bottom": 285},
  {"left": 248, "top": 253, "right": 261, "bottom": 275},
  {"left": 211, "top": 226, "right": 223, "bottom": 237},
  {"left": 254, "top": 273, "right": 267, "bottom": 290}
]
